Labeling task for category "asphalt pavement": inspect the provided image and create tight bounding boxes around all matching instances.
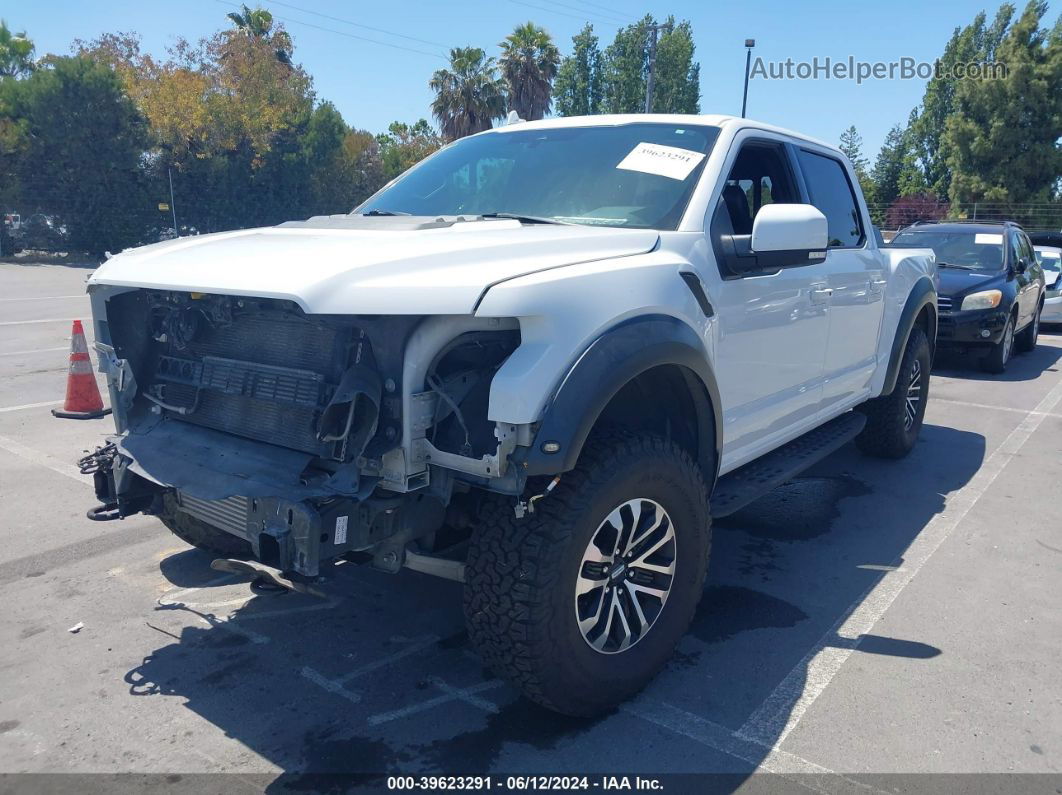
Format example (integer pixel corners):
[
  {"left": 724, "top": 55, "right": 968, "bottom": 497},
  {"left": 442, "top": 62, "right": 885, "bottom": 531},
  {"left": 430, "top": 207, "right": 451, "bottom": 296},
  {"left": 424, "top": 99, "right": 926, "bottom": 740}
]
[{"left": 0, "top": 260, "right": 1060, "bottom": 790}]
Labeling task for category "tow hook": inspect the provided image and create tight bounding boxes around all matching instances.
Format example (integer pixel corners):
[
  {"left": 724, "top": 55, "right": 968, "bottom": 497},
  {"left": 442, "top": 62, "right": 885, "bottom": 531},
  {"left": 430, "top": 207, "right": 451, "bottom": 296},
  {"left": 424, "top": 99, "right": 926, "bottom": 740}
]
[
  {"left": 79, "top": 443, "right": 122, "bottom": 521},
  {"left": 514, "top": 475, "right": 562, "bottom": 518},
  {"left": 86, "top": 504, "right": 121, "bottom": 522}
]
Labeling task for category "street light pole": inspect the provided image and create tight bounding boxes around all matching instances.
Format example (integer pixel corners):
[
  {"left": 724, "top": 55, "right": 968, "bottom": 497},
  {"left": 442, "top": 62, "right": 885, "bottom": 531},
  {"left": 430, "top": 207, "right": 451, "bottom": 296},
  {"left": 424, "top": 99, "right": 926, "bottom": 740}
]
[
  {"left": 167, "top": 167, "right": 178, "bottom": 236},
  {"left": 644, "top": 23, "right": 669, "bottom": 114},
  {"left": 741, "top": 38, "right": 756, "bottom": 118}
]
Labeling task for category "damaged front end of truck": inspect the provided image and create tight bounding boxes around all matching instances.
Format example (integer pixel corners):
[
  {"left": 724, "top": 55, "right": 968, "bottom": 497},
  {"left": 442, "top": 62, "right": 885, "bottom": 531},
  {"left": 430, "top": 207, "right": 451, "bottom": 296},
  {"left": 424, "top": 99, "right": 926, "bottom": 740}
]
[{"left": 84, "top": 284, "right": 526, "bottom": 584}]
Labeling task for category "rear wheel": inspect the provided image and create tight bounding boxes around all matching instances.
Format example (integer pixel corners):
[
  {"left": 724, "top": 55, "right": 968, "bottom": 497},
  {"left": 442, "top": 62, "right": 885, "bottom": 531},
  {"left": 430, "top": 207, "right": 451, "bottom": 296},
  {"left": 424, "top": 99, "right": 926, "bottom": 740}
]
[
  {"left": 856, "top": 327, "right": 931, "bottom": 458},
  {"left": 463, "top": 431, "right": 711, "bottom": 716},
  {"left": 980, "top": 315, "right": 1015, "bottom": 373},
  {"left": 1015, "top": 304, "right": 1041, "bottom": 354}
]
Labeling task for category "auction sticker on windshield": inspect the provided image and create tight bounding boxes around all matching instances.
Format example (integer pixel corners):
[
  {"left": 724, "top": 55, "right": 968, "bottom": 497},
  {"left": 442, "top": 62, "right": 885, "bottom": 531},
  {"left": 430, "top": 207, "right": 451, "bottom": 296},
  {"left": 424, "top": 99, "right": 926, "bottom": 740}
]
[{"left": 616, "top": 142, "right": 706, "bottom": 180}]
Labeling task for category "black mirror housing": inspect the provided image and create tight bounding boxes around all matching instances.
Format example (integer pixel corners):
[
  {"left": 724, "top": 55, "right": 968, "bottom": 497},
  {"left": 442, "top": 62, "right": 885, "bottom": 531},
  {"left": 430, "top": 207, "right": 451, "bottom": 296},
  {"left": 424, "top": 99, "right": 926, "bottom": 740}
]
[{"left": 718, "top": 234, "right": 826, "bottom": 277}]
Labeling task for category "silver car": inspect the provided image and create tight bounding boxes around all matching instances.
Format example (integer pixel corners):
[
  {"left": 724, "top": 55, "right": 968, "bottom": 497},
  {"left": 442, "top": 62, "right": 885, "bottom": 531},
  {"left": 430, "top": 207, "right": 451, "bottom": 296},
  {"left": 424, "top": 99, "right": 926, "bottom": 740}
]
[{"left": 1035, "top": 245, "right": 1062, "bottom": 323}]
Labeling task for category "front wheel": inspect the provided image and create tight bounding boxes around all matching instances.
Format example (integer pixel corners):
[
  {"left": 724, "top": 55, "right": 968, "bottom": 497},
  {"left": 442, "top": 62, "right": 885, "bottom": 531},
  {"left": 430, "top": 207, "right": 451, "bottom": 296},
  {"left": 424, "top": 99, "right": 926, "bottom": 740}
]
[
  {"left": 463, "top": 431, "right": 711, "bottom": 716},
  {"left": 1015, "top": 304, "right": 1041, "bottom": 354},
  {"left": 980, "top": 315, "right": 1015, "bottom": 373},
  {"left": 856, "top": 326, "right": 931, "bottom": 458}
]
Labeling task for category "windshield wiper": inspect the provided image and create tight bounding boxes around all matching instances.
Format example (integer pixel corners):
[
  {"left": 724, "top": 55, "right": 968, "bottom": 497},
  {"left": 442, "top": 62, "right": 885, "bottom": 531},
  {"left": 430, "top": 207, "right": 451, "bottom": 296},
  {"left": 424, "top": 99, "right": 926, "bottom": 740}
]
[
  {"left": 362, "top": 208, "right": 411, "bottom": 217},
  {"left": 480, "top": 212, "right": 570, "bottom": 226},
  {"left": 937, "top": 261, "right": 979, "bottom": 270}
]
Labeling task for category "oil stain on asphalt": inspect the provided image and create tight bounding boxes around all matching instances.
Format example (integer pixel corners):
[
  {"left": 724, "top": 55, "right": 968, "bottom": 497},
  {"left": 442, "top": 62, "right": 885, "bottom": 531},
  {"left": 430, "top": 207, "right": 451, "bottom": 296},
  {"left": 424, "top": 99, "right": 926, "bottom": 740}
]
[{"left": 720, "top": 475, "right": 872, "bottom": 542}]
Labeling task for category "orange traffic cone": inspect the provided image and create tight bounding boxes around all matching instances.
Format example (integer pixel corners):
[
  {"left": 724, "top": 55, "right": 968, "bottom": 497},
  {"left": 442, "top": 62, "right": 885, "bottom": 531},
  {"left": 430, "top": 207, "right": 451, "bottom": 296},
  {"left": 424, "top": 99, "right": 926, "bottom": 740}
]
[{"left": 51, "top": 320, "right": 111, "bottom": 420}]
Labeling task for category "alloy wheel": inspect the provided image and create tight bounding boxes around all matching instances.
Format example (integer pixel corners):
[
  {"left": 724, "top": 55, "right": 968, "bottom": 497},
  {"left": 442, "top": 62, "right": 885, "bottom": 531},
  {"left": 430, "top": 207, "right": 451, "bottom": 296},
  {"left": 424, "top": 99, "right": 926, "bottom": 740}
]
[
  {"left": 1002, "top": 319, "right": 1014, "bottom": 364},
  {"left": 904, "top": 358, "right": 923, "bottom": 431},
  {"left": 575, "top": 498, "right": 676, "bottom": 654}
]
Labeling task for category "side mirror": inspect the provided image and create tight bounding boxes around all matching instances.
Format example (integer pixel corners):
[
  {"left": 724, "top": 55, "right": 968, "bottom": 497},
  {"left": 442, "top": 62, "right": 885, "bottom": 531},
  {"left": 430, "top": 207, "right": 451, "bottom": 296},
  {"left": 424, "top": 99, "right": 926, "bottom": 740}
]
[
  {"left": 751, "top": 204, "right": 829, "bottom": 259},
  {"left": 718, "top": 204, "right": 829, "bottom": 276}
]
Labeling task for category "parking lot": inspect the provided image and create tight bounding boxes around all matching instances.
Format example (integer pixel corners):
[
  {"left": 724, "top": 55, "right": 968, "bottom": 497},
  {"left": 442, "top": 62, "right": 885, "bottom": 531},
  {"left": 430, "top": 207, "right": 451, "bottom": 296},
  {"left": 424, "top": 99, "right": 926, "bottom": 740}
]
[{"left": 1, "top": 260, "right": 1060, "bottom": 787}]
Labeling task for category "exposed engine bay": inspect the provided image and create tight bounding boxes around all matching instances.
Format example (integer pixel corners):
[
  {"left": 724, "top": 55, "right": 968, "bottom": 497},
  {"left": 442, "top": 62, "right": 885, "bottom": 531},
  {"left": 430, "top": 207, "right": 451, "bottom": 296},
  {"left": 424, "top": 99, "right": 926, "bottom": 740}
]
[{"left": 88, "top": 288, "right": 524, "bottom": 578}]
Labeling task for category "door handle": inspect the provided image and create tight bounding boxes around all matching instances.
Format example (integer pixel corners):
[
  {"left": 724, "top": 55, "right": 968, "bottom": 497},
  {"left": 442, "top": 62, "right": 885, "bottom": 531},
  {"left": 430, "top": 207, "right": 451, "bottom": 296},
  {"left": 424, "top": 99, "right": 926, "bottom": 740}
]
[{"left": 809, "top": 286, "right": 834, "bottom": 304}]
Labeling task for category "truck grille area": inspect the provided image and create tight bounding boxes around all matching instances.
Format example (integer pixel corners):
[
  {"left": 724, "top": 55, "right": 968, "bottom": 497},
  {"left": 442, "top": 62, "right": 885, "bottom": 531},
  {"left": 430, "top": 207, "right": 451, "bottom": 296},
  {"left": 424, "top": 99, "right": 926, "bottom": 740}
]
[
  {"left": 164, "top": 383, "right": 329, "bottom": 454},
  {"left": 158, "top": 312, "right": 350, "bottom": 457},
  {"left": 109, "top": 291, "right": 377, "bottom": 461}
]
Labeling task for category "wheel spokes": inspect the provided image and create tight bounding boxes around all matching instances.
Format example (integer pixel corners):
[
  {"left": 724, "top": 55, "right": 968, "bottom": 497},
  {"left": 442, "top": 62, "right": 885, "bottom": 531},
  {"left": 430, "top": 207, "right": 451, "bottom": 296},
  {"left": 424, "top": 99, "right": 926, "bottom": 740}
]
[
  {"left": 609, "top": 591, "right": 634, "bottom": 651},
  {"left": 622, "top": 501, "right": 663, "bottom": 557},
  {"left": 577, "top": 583, "right": 608, "bottom": 636},
  {"left": 575, "top": 498, "right": 678, "bottom": 654},
  {"left": 904, "top": 359, "right": 923, "bottom": 430}
]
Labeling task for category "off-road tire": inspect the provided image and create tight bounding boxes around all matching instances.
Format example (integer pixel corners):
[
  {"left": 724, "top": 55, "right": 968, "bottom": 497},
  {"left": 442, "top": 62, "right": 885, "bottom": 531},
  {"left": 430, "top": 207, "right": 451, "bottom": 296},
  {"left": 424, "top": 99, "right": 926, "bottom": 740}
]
[
  {"left": 158, "top": 493, "right": 253, "bottom": 558},
  {"left": 463, "top": 431, "right": 711, "bottom": 716},
  {"left": 980, "top": 314, "right": 1015, "bottom": 374},
  {"left": 855, "top": 326, "right": 931, "bottom": 459},
  {"left": 1015, "top": 303, "right": 1041, "bottom": 354}
]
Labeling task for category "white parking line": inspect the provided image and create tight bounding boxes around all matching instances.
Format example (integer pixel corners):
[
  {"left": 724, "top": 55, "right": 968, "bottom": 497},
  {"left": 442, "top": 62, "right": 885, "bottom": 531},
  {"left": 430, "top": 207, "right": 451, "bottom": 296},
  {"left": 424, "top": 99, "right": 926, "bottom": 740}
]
[
  {"left": 159, "top": 577, "right": 341, "bottom": 615},
  {"left": 932, "top": 396, "right": 1062, "bottom": 419},
  {"left": 0, "top": 318, "right": 73, "bottom": 326},
  {"left": 367, "top": 679, "right": 506, "bottom": 726},
  {"left": 300, "top": 666, "right": 363, "bottom": 704},
  {"left": 622, "top": 699, "right": 881, "bottom": 792},
  {"left": 737, "top": 373, "right": 1062, "bottom": 751},
  {"left": 334, "top": 634, "right": 440, "bottom": 684},
  {"left": 0, "top": 295, "right": 87, "bottom": 301},
  {"left": 192, "top": 610, "right": 271, "bottom": 645},
  {"left": 427, "top": 675, "right": 502, "bottom": 714},
  {"left": 0, "top": 346, "right": 68, "bottom": 357},
  {"left": 0, "top": 400, "right": 64, "bottom": 413},
  {"left": 300, "top": 634, "right": 440, "bottom": 706},
  {"left": 0, "top": 432, "right": 87, "bottom": 483}
]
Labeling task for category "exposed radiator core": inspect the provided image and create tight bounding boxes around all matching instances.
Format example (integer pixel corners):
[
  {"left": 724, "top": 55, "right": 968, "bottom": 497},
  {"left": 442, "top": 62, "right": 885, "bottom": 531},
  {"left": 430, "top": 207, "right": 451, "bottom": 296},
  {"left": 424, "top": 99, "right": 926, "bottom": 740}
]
[{"left": 150, "top": 306, "right": 356, "bottom": 459}]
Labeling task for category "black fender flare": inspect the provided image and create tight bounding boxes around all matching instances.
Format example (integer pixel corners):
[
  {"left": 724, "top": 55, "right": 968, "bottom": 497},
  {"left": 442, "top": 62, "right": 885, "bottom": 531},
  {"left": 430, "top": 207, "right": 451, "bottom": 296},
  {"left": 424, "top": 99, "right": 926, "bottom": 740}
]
[
  {"left": 882, "top": 276, "right": 937, "bottom": 396},
  {"left": 515, "top": 315, "right": 722, "bottom": 484}
]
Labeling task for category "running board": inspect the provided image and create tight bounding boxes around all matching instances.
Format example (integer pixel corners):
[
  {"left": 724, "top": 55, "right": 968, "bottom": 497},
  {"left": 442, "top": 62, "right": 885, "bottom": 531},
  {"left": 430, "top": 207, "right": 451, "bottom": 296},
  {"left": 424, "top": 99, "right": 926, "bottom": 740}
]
[{"left": 710, "top": 411, "right": 866, "bottom": 519}]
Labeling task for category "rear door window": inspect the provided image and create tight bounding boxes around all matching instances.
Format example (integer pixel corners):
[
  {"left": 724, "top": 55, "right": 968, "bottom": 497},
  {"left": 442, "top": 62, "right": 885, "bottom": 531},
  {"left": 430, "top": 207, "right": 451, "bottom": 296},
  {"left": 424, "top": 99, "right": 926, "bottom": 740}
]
[{"left": 796, "top": 150, "right": 864, "bottom": 248}]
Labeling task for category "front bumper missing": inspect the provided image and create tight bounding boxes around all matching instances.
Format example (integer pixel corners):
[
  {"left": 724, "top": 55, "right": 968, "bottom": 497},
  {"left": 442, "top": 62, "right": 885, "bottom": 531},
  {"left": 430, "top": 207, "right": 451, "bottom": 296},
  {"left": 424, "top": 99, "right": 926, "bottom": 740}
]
[
  {"left": 88, "top": 441, "right": 401, "bottom": 577},
  {"left": 173, "top": 489, "right": 403, "bottom": 578}
]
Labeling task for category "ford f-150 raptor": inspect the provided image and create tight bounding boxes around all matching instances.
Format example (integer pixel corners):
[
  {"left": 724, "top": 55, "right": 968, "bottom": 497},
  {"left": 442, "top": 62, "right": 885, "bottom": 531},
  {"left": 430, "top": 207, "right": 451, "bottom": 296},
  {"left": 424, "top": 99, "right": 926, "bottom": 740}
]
[{"left": 81, "top": 114, "right": 937, "bottom": 716}]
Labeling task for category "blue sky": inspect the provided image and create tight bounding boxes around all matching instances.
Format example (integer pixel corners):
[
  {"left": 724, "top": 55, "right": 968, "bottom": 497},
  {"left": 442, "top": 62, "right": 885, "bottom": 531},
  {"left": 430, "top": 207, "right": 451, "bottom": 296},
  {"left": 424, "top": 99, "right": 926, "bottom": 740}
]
[{"left": 9, "top": 0, "right": 1030, "bottom": 159}]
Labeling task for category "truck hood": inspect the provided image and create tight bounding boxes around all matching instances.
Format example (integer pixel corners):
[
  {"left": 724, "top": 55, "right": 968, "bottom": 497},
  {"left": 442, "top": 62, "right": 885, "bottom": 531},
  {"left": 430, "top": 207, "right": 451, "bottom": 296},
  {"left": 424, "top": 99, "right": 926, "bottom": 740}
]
[{"left": 88, "top": 217, "right": 660, "bottom": 315}]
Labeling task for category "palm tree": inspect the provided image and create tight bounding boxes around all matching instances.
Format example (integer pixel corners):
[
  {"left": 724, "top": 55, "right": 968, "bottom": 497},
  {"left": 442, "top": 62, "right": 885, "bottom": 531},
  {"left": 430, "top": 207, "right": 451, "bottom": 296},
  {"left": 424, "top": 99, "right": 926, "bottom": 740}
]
[
  {"left": 226, "top": 4, "right": 292, "bottom": 66},
  {"left": 227, "top": 4, "right": 273, "bottom": 37},
  {"left": 430, "top": 47, "right": 507, "bottom": 141},
  {"left": 499, "top": 22, "right": 560, "bottom": 121},
  {"left": 0, "top": 20, "right": 35, "bottom": 78}
]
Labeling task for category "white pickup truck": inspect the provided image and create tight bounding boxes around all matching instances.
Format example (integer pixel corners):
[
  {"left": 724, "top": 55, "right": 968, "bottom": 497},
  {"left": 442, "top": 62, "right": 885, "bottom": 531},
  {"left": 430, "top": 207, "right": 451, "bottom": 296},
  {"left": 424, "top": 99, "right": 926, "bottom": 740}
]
[{"left": 83, "top": 114, "right": 937, "bottom": 715}]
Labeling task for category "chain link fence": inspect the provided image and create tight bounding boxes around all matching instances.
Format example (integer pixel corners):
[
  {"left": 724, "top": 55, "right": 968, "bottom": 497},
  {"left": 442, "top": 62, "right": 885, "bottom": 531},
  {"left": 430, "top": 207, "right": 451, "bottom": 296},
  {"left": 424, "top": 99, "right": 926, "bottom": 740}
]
[
  {"left": 868, "top": 202, "right": 1062, "bottom": 236},
  {"left": 4, "top": 192, "right": 1061, "bottom": 260}
]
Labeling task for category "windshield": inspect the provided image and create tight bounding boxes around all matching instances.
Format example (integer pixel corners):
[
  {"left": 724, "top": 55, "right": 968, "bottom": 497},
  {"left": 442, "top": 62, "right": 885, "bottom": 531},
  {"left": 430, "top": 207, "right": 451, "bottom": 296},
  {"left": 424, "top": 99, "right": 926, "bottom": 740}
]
[
  {"left": 890, "top": 230, "right": 1004, "bottom": 270},
  {"left": 356, "top": 123, "right": 721, "bottom": 230},
  {"left": 1034, "top": 247, "right": 1060, "bottom": 273}
]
